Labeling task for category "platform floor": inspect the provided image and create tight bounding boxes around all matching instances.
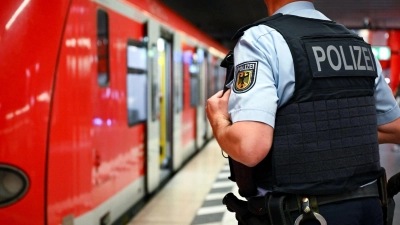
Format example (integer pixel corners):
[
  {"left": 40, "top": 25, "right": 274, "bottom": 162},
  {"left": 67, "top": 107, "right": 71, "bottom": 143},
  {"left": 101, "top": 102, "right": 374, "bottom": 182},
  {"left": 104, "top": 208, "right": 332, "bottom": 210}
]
[{"left": 128, "top": 140, "right": 400, "bottom": 225}]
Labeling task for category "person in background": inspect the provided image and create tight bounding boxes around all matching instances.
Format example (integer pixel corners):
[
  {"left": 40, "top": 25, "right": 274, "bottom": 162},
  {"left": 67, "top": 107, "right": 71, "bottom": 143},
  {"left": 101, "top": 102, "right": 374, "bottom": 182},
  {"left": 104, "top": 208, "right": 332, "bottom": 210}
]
[{"left": 206, "top": 0, "right": 400, "bottom": 224}]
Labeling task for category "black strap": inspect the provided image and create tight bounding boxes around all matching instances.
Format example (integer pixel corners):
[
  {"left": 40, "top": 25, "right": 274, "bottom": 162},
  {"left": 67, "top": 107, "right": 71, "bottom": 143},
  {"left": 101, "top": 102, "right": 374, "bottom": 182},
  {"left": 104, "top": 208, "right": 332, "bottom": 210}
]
[
  {"left": 221, "top": 50, "right": 234, "bottom": 94},
  {"left": 267, "top": 194, "right": 292, "bottom": 225}
]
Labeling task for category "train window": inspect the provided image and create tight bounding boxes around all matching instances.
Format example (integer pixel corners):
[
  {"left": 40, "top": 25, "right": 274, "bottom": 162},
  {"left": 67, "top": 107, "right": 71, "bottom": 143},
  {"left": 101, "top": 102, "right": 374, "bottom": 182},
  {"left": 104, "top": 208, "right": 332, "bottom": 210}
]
[
  {"left": 190, "top": 53, "right": 200, "bottom": 107},
  {"left": 126, "top": 40, "right": 148, "bottom": 126},
  {"left": 97, "top": 10, "right": 110, "bottom": 87},
  {"left": 196, "top": 48, "right": 205, "bottom": 104},
  {"left": 212, "top": 64, "right": 218, "bottom": 94},
  {"left": 207, "top": 58, "right": 217, "bottom": 99},
  {"left": 190, "top": 68, "right": 199, "bottom": 107}
]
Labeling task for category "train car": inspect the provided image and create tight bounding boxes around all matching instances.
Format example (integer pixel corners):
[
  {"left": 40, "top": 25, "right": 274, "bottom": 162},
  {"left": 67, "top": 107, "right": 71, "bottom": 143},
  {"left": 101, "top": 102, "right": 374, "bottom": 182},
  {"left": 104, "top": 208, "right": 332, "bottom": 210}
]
[
  {"left": 0, "top": 0, "right": 227, "bottom": 224},
  {"left": 357, "top": 29, "right": 400, "bottom": 93}
]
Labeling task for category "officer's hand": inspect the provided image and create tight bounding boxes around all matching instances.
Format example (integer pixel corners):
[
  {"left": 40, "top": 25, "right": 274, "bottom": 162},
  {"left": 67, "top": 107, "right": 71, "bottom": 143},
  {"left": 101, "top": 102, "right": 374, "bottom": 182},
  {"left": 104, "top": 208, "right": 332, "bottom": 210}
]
[{"left": 206, "top": 89, "right": 232, "bottom": 130}]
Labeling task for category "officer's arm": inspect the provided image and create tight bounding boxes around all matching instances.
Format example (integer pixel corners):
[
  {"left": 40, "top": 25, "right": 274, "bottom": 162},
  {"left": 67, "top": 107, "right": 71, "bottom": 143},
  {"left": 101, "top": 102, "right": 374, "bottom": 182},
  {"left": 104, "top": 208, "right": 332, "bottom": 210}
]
[
  {"left": 206, "top": 89, "right": 274, "bottom": 167},
  {"left": 378, "top": 117, "right": 400, "bottom": 144},
  {"left": 216, "top": 121, "right": 273, "bottom": 167}
]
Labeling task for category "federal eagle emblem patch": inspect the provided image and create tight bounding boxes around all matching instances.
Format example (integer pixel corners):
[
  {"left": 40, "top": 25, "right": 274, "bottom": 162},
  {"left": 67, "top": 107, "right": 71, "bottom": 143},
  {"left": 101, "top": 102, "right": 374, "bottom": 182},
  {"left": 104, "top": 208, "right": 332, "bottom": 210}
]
[{"left": 233, "top": 61, "right": 258, "bottom": 93}]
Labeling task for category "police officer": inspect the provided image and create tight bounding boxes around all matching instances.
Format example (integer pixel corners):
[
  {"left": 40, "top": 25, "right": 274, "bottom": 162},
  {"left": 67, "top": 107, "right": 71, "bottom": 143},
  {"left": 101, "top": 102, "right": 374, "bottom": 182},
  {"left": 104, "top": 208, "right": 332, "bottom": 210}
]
[{"left": 206, "top": 0, "right": 400, "bottom": 224}]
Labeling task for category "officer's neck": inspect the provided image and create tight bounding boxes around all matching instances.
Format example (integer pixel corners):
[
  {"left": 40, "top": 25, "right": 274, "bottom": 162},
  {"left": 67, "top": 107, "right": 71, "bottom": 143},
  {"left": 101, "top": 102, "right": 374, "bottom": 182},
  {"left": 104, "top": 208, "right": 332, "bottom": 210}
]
[{"left": 265, "top": 0, "right": 313, "bottom": 15}]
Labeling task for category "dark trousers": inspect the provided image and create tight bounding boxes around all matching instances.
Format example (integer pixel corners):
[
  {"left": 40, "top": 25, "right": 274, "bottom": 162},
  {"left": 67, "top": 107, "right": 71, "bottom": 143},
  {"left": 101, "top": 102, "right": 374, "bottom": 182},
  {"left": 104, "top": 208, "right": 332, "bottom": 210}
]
[{"left": 290, "top": 197, "right": 383, "bottom": 225}]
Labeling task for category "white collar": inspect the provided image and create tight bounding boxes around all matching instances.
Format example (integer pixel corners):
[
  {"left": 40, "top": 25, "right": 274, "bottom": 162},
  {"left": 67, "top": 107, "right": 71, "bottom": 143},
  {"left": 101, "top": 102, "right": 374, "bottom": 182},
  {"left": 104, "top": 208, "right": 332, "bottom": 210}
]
[{"left": 274, "top": 1, "right": 315, "bottom": 15}]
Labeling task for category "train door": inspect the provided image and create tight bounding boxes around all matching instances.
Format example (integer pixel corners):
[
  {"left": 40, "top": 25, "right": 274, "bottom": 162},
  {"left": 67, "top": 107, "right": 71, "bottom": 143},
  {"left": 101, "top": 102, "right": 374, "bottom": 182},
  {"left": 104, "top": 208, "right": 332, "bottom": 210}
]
[
  {"left": 205, "top": 55, "right": 217, "bottom": 140},
  {"left": 146, "top": 20, "right": 161, "bottom": 193},
  {"left": 196, "top": 48, "right": 207, "bottom": 148},
  {"left": 157, "top": 33, "right": 173, "bottom": 181},
  {"left": 172, "top": 35, "right": 184, "bottom": 170},
  {"left": 181, "top": 44, "right": 198, "bottom": 160}
]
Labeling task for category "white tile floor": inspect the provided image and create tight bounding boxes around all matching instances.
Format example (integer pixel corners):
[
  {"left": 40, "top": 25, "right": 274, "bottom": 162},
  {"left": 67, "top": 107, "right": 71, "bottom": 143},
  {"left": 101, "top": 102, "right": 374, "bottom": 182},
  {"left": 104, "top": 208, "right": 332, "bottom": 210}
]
[
  {"left": 128, "top": 140, "right": 400, "bottom": 225},
  {"left": 128, "top": 140, "right": 233, "bottom": 225}
]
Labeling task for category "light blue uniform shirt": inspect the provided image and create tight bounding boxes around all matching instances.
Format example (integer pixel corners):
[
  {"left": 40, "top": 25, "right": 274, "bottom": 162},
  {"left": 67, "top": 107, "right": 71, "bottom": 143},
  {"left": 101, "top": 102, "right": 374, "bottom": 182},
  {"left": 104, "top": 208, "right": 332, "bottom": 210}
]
[{"left": 229, "top": 1, "right": 400, "bottom": 127}]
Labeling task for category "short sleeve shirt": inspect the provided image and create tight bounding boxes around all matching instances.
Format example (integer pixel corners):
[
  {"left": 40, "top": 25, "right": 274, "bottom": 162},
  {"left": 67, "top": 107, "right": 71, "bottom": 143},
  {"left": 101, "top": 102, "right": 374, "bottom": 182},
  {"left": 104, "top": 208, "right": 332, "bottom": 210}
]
[{"left": 228, "top": 1, "right": 400, "bottom": 127}]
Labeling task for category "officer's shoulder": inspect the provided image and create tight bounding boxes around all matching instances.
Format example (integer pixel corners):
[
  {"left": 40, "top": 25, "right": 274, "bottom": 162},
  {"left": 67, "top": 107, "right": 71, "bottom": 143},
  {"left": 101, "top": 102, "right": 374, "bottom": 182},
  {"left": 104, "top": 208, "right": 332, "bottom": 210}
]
[{"left": 232, "top": 14, "right": 283, "bottom": 40}]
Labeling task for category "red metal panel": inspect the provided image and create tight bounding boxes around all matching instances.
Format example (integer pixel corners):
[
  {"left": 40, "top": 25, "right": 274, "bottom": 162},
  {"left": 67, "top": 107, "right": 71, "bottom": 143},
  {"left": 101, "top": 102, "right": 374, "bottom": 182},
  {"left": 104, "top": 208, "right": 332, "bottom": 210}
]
[
  {"left": 389, "top": 30, "right": 400, "bottom": 92},
  {"left": 46, "top": 0, "right": 95, "bottom": 222},
  {"left": 0, "top": 0, "right": 70, "bottom": 224},
  {"left": 46, "top": 1, "right": 146, "bottom": 224},
  {"left": 369, "top": 30, "right": 390, "bottom": 71}
]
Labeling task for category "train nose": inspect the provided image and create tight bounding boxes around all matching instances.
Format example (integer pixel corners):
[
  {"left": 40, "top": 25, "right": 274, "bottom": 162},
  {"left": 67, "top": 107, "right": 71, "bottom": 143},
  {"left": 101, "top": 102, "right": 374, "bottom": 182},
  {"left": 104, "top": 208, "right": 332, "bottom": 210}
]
[{"left": 0, "top": 165, "right": 29, "bottom": 207}]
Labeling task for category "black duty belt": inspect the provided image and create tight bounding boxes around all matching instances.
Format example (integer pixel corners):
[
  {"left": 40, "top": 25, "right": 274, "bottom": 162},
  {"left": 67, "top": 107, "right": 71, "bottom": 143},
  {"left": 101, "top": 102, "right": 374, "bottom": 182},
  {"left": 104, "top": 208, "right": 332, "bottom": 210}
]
[
  {"left": 224, "top": 172, "right": 397, "bottom": 225},
  {"left": 242, "top": 182, "right": 380, "bottom": 225},
  {"left": 247, "top": 182, "right": 379, "bottom": 214}
]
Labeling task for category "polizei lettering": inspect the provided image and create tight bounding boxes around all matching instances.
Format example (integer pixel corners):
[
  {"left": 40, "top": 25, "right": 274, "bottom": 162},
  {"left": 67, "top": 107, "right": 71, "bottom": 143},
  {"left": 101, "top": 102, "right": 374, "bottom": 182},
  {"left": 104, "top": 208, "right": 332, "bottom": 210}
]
[
  {"left": 304, "top": 37, "right": 378, "bottom": 78},
  {"left": 312, "top": 45, "right": 375, "bottom": 71},
  {"left": 237, "top": 63, "right": 255, "bottom": 71}
]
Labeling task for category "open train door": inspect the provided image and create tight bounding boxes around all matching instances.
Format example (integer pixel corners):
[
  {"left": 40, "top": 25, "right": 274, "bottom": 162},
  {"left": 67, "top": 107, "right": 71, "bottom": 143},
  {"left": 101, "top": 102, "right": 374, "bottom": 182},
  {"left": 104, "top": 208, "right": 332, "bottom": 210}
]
[
  {"left": 146, "top": 20, "right": 161, "bottom": 193},
  {"left": 157, "top": 31, "right": 174, "bottom": 182}
]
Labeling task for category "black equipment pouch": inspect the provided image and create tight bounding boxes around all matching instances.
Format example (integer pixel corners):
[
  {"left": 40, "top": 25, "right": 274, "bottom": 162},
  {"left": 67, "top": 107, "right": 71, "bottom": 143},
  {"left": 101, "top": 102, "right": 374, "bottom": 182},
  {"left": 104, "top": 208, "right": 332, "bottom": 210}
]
[
  {"left": 220, "top": 50, "right": 258, "bottom": 198},
  {"left": 378, "top": 169, "right": 388, "bottom": 207},
  {"left": 385, "top": 172, "right": 400, "bottom": 225},
  {"left": 223, "top": 193, "right": 270, "bottom": 225},
  {"left": 223, "top": 192, "right": 293, "bottom": 225},
  {"left": 249, "top": 193, "right": 294, "bottom": 225}
]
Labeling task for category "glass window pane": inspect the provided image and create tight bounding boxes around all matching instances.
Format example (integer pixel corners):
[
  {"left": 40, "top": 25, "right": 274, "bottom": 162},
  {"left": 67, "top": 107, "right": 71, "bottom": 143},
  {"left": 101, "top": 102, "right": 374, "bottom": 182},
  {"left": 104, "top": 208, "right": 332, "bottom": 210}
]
[
  {"left": 127, "top": 46, "right": 147, "bottom": 70},
  {"left": 190, "top": 76, "right": 199, "bottom": 107},
  {"left": 126, "top": 40, "right": 148, "bottom": 126},
  {"left": 97, "top": 10, "right": 109, "bottom": 87},
  {"left": 127, "top": 74, "right": 147, "bottom": 126}
]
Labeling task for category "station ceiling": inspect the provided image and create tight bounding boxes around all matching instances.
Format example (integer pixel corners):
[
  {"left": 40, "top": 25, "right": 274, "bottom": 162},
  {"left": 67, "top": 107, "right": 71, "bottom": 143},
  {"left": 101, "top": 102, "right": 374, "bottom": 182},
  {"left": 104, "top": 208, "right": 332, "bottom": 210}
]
[{"left": 158, "top": 0, "right": 400, "bottom": 50}]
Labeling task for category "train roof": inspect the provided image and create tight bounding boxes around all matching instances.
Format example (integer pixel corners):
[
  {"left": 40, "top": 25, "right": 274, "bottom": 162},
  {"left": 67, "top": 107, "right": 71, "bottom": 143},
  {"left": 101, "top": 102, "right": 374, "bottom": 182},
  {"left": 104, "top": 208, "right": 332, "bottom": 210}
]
[{"left": 122, "top": 0, "right": 229, "bottom": 55}]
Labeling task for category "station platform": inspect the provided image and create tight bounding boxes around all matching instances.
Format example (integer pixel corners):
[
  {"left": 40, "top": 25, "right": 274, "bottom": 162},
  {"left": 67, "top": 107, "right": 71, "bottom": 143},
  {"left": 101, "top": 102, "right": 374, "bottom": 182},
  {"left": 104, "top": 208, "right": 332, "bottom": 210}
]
[{"left": 128, "top": 139, "right": 400, "bottom": 225}]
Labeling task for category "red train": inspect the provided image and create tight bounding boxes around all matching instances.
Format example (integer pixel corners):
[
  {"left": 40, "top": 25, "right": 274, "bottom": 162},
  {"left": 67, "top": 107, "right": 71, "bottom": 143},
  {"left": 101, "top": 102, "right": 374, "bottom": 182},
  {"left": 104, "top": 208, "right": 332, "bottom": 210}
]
[{"left": 0, "top": 0, "right": 227, "bottom": 224}]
